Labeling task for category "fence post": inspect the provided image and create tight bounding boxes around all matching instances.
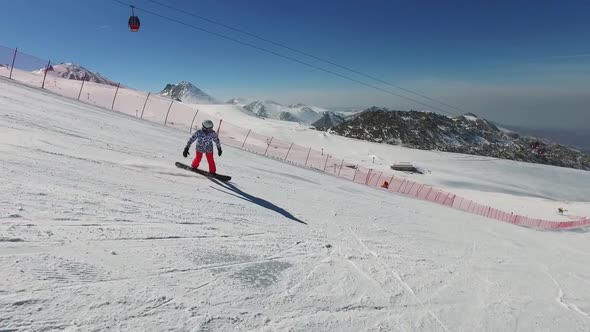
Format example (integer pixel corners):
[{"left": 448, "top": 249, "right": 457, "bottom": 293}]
[
  {"left": 77, "top": 72, "right": 87, "bottom": 100},
  {"left": 376, "top": 172, "right": 383, "bottom": 187},
  {"left": 264, "top": 137, "right": 274, "bottom": 155},
  {"left": 416, "top": 185, "right": 424, "bottom": 196},
  {"left": 304, "top": 147, "right": 312, "bottom": 166},
  {"left": 164, "top": 100, "right": 174, "bottom": 125},
  {"left": 41, "top": 60, "right": 51, "bottom": 89},
  {"left": 140, "top": 92, "right": 151, "bottom": 118},
  {"left": 323, "top": 154, "right": 330, "bottom": 171},
  {"left": 450, "top": 195, "right": 457, "bottom": 208},
  {"left": 353, "top": 168, "right": 359, "bottom": 182},
  {"left": 9, "top": 48, "right": 17, "bottom": 79},
  {"left": 241, "top": 129, "right": 251, "bottom": 148},
  {"left": 217, "top": 119, "right": 223, "bottom": 134},
  {"left": 434, "top": 192, "right": 441, "bottom": 203},
  {"left": 460, "top": 197, "right": 466, "bottom": 209},
  {"left": 397, "top": 179, "right": 406, "bottom": 192},
  {"left": 284, "top": 142, "right": 294, "bottom": 161},
  {"left": 365, "top": 169, "right": 372, "bottom": 185},
  {"left": 338, "top": 159, "right": 345, "bottom": 176},
  {"left": 407, "top": 182, "right": 416, "bottom": 194},
  {"left": 443, "top": 193, "right": 451, "bottom": 206},
  {"left": 190, "top": 109, "right": 199, "bottom": 132},
  {"left": 111, "top": 82, "right": 121, "bottom": 110}
]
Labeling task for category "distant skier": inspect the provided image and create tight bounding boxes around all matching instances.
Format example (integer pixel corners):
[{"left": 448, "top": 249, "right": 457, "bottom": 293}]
[{"left": 183, "top": 120, "right": 222, "bottom": 174}]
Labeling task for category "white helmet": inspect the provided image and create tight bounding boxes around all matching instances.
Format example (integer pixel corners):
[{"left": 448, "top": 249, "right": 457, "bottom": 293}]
[{"left": 202, "top": 119, "right": 214, "bottom": 130}]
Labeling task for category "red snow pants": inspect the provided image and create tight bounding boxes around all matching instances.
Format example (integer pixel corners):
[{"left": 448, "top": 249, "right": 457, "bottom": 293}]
[{"left": 192, "top": 152, "right": 216, "bottom": 174}]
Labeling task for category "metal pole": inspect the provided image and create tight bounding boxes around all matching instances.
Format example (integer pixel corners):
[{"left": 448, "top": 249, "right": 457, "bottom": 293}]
[
  {"left": 337, "top": 159, "right": 345, "bottom": 176},
  {"left": 140, "top": 92, "right": 150, "bottom": 118},
  {"left": 264, "top": 137, "right": 274, "bottom": 155},
  {"left": 77, "top": 72, "right": 87, "bottom": 100},
  {"left": 376, "top": 171, "right": 383, "bottom": 187},
  {"left": 41, "top": 60, "right": 51, "bottom": 89},
  {"left": 416, "top": 185, "right": 424, "bottom": 196},
  {"left": 304, "top": 147, "right": 312, "bottom": 166},
  {"left": 217, "top": 119, "right": 223, "bottom": 135},
  {"left": 365, "top": 169, "right": 372, "bottom": 185},
  {"left": 190, "top": 109, "right": 199, "bottom": 132},
  {"left": 407, "top": 182, "right": 416, "bottom": 194},
  {"left": 241, "top": 129, "right": 251, "bottom": 148},
  {"left": 403, "top": 180, "right": 412, "bottom": 193},
  {"left": 111, "top": 82, "right": 121, "bottom": 110},
  {"left": 397, "top": 179, "right": 406, "bottom": 192},
  {"left": 284, "top": 142, "right": 294, "bottom": 161},
  {"left": 323, "top": 154, "right": 330, "bottom": 171},
  {"left": 9, "top": 48, "right": 17, "bottom": 79},
  {"left": 164, "top": 100, "right": 174, "bottom": 125}
]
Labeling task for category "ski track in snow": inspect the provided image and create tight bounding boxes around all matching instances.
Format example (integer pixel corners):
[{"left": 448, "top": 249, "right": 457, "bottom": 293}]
[
  {"left": 1, "top": 78, "right": 590, "bottom": 331},
  {"left": 346, "top": 225, "right": 449, "bottom": 331},
  {"left": 545, "top": 269, "right": 589, "bottom": 317}
]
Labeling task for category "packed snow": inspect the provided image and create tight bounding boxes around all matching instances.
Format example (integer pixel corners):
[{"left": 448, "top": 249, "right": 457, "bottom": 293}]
[{"left": 1, "top": 75, "right": 590, "bottom": 331}]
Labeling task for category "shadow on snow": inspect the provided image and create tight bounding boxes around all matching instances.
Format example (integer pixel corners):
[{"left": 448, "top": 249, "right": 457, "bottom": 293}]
[{"left": 208, "top": 179, "right": 307, "bottom": 225}]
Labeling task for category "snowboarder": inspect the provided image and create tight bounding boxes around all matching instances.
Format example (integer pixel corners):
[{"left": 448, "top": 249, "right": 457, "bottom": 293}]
[{"left": 183, "top": 120, "right": 222, "bottom": 174}]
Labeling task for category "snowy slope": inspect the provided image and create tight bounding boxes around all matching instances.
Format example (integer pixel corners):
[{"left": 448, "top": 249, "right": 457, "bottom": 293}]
[
  {"left": 2, "top": 77, "right": 590, "bottom": 331},
  {"left": 32, "top": 62, "right": 119, "bottom": 87},
  {"left": 2, "top": 66, "right": 589, "bottom": 220}
]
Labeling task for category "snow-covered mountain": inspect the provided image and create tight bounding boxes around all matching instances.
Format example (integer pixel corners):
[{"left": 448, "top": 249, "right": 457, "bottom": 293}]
[
  {"left": 226, "top": 97, "right": 250, "bottom": 107},
  {"left": 159, "top": 81, "right": 218, "bottom": 104},
  {"left": 32, "top": 63, "right": 119, "bottom": 87},
  {"left": 328, "top": 107, "right": 590, "bottom": 170},
  {"left": 243, "top": 100, "right": 327, "bottom": 124},
  {"left": 311, "top": 112, "right": 346, "bottom": 129}
]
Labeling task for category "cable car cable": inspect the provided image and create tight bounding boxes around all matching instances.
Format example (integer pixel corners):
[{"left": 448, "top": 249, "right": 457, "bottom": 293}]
[
  {"left": 112, "top": 0, "right": 457, "bottom": 116},
  {"left": 146, "top": 0, "right": 464, "bottom": 115}
]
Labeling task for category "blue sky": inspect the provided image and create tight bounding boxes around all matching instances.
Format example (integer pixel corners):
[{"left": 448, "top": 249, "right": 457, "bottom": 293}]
[{"left": 1, "top": 0, "right": 589, "bottom": 129}]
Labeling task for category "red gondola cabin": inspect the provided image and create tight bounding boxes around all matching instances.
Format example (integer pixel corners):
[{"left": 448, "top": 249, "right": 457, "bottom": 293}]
[
  {"left": 128, "top": 6, "right": 140, "bottom": 32},
  {"left": 129, "top": 16, "right": 140, "bottom": 32}
]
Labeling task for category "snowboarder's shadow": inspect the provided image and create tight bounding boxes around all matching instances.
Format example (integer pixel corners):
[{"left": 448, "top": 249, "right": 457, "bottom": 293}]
[{"left": 208, "top": 179, "right": 306, "bottom": 225}]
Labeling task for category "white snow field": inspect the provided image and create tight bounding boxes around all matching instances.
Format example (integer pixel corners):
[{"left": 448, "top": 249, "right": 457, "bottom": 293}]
[{"left": 2, "top": 78, "right": 590, "bottom": 331}]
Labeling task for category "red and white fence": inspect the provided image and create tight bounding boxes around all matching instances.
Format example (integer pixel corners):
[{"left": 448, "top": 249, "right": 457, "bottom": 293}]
[{"left": 1, "top": 44, "right": 588, "bottom": 230}]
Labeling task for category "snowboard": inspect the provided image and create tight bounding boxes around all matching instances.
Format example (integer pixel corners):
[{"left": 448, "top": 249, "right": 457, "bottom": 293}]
[{"left": 175, "top": 162, "right": 231, "bottom": 182}]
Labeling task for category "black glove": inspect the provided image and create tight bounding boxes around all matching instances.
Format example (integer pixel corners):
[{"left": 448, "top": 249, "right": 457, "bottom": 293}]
[
  {"left": 183, "top": 146, "right": 190, "bottom": 158},
  {"left": 218, "top": 148, "right": 223, "bottom": 157}
]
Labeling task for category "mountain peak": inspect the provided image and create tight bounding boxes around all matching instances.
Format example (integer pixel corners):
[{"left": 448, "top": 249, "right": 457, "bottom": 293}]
[
  {"left": 32, "top": 62, "right": 119, "bottom": 87},
  {"left": 158, "top": 81, "right": 218, "bottom": 104},
  {"left": 243, "top": 100, "right": 327, "bottom": 124}
]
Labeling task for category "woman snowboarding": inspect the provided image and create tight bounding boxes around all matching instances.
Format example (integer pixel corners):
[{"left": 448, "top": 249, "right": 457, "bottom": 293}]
[{"left": 183, "top": 119, "right": 222, "bottom": 174}]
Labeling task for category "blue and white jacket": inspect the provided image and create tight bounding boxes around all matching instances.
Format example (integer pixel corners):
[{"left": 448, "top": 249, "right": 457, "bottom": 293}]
[{"left": 186, "top": 129, "right": 221, "bottom": 153}]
